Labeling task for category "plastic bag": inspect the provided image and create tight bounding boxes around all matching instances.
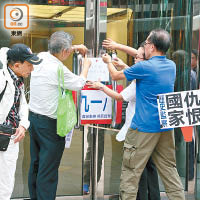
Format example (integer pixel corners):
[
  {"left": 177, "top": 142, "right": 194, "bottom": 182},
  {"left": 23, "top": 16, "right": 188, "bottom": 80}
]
[{"left": 57, "top": 65, "right": 77, "bottom": 137}]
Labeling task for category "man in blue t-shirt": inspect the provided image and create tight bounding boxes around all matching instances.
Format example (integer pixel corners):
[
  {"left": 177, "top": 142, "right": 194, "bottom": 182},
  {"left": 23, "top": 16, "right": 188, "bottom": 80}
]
[{"left": 102, "top": 29, "right": 185, "bottom": 200}]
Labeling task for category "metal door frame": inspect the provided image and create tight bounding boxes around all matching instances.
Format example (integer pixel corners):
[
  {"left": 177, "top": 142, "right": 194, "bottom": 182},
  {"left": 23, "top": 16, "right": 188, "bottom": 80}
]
[{"left": 82, "top": 1, "right": 109, "bottom": 199}]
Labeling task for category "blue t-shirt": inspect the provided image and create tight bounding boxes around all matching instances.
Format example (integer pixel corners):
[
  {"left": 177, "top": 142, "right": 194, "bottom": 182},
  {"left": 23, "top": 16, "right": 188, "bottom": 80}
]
[{"left": 124, "top": 56, "right": 176, "bottom": 133}]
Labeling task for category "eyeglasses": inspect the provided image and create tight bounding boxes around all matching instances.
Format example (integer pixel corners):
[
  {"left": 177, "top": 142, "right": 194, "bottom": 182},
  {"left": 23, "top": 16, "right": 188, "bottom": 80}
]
[{"left": 144, "top": 41, "right": 152, "bottom": 46}]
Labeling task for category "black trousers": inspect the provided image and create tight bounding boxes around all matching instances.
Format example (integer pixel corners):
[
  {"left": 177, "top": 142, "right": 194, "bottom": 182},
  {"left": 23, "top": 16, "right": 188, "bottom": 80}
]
[
  {"left": 189, "top": 140, "right": 194, "bottom": 180},
  {"left": 137, "top": 157, "right": 160, "bottom": 200},
  {"left": 28, "top": 112, "right": 65, "bottom": 200}
]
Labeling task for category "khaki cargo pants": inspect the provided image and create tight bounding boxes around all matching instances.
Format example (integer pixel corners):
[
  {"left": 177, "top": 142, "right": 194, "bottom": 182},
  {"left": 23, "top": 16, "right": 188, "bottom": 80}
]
[{"left": 119, "top": 128, "right": 185, "bottom": 200}]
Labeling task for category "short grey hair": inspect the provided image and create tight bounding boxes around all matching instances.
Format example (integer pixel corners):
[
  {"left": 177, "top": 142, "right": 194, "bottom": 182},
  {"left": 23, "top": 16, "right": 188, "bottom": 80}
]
[{"left": 48, "top": 31, "right": 73, "bottom": 54}]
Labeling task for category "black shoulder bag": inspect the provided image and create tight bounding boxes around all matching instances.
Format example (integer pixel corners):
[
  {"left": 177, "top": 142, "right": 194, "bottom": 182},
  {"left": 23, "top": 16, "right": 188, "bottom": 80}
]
[{"left": 0, "top": 80, "right": 16, "bottom": 151}]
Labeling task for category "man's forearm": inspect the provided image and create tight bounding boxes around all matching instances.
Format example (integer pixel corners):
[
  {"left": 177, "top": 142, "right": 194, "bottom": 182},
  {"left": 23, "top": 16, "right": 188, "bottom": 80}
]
[
  {"left": 80, "top": 65, "right": 90, "bottom": 79},
  {"left": 107, "top": 62, "right": 126, "bottom": 81},
  {"left": 116, "top": 44, "right": 137, "bottom": 57},
  {"left": 101, "top": 84, "right": 123, "bottom": 101}
]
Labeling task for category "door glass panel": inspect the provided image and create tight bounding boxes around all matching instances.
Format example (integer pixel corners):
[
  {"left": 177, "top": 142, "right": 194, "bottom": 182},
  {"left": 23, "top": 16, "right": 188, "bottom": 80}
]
[
  {"left": 13, "top": 130, "right": 83, "bottom": 198},
  {"left": 104, "top": 132, "right": 123, "bottom": 194}
]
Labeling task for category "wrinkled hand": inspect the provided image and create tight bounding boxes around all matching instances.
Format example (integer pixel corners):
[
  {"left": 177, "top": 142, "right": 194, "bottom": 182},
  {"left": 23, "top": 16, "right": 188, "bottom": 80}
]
[
  {"left": 14, "top": 125, "right": 26, "bottom": 143},
  {"left": 83, "top": 54, "right": 91, "bottom": 68},
  {"left": 102, "top": 53, "right": 112, "bottom": 64},
  {"left": 73, "top": 44, "right": 88, "bottom": 56},
  {"left": 112, "top": 57, "right": 127, "bottom": 70},
  {"left": 86, "top": 81, "right": 104, "bottom": 90},
  {"left": 102, "top": 38, "right": 118, "bottom": 50}
]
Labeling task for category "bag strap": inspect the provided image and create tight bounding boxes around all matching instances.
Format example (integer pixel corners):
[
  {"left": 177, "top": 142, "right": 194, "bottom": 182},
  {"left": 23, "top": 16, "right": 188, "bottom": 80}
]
[
  {"left": 57, "top": 65, "right": 68, "bottom": 95},
  {"left": 0, "top": 80, "right": 8, "bottom": 103}
]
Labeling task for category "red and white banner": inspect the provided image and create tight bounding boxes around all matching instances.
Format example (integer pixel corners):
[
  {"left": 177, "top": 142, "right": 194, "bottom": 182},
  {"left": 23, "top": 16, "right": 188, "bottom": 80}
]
[{"left": 80, "top": 85, "right": 123, "bottom": 124}]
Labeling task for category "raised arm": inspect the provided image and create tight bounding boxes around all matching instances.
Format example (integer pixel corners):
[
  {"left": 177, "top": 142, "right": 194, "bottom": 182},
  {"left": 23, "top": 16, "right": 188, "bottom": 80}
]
[
  {"left": 80, "top": 54, "right": 91, "bottom": 79},
  {"left": 112, "top": 57, "right": 129, "bottom": 70},
  {"left": 87, "top": 81, "right": 123, "bottom": 101},
  {"left": 102, "top": 38, "right": 138, "bottom": 57},
  {"left": 102, "top": 53, "right": 126, "bottom": 81}
]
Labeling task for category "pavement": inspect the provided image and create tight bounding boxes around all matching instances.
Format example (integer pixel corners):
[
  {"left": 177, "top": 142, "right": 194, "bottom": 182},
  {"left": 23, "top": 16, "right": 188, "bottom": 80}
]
[{"left": 12, "top": 193, "right": 196, "bottom": 200}]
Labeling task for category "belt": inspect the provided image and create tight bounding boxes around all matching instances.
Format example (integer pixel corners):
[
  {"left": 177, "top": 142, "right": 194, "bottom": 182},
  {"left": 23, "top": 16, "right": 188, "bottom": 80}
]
[{"left": 29, "top": 111, "right": 56, "bottom": 121}]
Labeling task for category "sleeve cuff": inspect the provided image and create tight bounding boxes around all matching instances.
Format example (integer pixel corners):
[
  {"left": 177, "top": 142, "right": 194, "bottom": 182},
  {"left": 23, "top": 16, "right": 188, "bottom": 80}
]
[{"left": 19, "top": 120, "right": 30, "bottom": 130}]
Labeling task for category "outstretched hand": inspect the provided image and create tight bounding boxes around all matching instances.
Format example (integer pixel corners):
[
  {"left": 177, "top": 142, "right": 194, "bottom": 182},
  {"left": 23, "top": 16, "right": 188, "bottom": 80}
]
[
  {"left": 86, "top": 81, "right": 104, "bottom": 90},
  {"left": 102, "top": 38, "right": 118, "bottom": 50}
]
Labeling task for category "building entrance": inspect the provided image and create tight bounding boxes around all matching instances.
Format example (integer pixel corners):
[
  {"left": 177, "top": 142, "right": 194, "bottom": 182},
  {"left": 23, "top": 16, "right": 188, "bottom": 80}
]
[{"left": 0, "top": 0, "right": 198, "bottom": 199}]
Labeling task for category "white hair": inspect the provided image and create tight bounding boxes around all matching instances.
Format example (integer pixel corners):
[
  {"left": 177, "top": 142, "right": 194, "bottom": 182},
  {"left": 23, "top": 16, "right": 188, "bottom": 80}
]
[{"left": 48, "top": 31, "right": 73, "bottom": 54}]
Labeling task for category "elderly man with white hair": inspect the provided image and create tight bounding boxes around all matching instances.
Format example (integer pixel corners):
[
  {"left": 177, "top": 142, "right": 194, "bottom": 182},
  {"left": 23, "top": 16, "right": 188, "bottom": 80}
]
[{"left": 28, "top": 31, "right": 91, "bottom": 200}]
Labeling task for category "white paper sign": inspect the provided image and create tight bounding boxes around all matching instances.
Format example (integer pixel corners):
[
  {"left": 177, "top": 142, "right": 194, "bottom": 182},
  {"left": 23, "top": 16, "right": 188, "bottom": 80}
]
[
  {"left": 65, "top": 129, "right": 74, "bottom": 148},
  {"left": 80, "top": 90, "right": 112, "bottom": 120},
  {"left": 86, "top": 58, "right": 109, "bottom": 82},
  {"left": 157, "top": 89, "right": 200, "bottom": 129}
]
